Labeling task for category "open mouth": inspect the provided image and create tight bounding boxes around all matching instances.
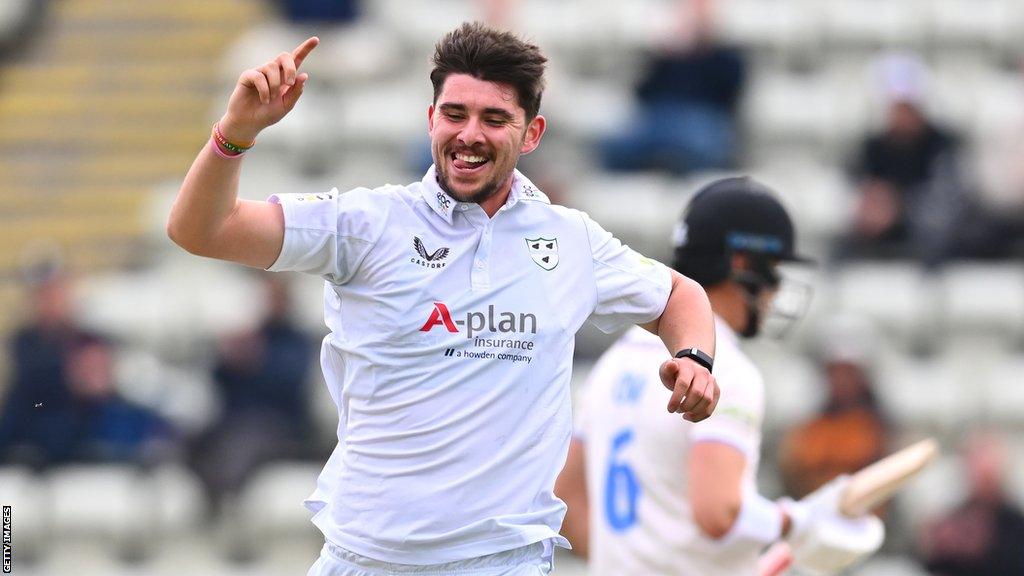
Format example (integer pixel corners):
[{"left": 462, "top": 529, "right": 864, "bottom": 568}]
[{"left": 451, "top": 152, "right": 489, "bottom": 173}]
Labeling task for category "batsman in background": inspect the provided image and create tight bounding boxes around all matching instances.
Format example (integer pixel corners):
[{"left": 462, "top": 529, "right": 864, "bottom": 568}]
[{"left": 556, "top": 177, "right": 884, "bottom": 575}]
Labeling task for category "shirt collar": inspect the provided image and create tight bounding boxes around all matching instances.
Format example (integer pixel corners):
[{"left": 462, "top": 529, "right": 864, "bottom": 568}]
[{"left": 421, "top": 165, "right": 550, "bottom": 225}]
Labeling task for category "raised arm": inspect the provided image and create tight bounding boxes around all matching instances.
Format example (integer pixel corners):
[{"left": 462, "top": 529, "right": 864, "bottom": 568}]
[{"left": 166, "top": 37, "right": 319, "bottom": 268}]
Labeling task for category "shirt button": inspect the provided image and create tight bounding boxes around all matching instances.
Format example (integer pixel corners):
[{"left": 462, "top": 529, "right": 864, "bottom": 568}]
[{"left": 475, "top": 261, "right": 485, "bottom": 269}]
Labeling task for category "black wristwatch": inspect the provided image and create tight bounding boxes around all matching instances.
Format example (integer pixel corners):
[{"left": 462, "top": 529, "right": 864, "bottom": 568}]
[{"left": 674, "top": 348, "right": 714, "bottom": 373}]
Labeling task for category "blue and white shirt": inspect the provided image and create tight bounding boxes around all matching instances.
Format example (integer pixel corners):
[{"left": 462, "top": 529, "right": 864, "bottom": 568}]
[{"left": 577, "top": 318, "right": 765, "bottom": 576}]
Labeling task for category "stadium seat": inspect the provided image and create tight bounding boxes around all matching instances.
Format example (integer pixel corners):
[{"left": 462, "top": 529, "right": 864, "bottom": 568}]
[
  {"left": 742, "top": 70, "right": 840, "bottom": 151},
  {"left": 714, "top": 0, "right": 821, "bottom": 61},
  {"left": 543, "top": 74, "right": 635, "bottom": 141},
  {"left": 75, "top": 256, "right": 267, "bottom": 347},
  {"left": 930, "top": 58, "right": 1007, "bottom": 133},
  {"left": 150, "top": 464, "right": 206, "bottom": 536},
  {"left": 745, "top": 340, "right": 822, "bottom": 430},
  {"left": 747, "top": 155, "right": 856, "bottom": 242},
  {"left": 897, "top": 452, "right": 965, "bottom": 529},
  {"left": 875, "top": 354, "right": 971, "bottom": 430},
  {"left": 0, "top": 466, "right": 45, "bottom": 562},
  {"left": 833, "top": 262, "right": 936, "bottom": 350},
  {"left": 47, "top": 465, "right": 154, "bottom": 559},
  {"left": 818, "top": 0, "right": 928, "bottom": 50},
  {"left": 235, "top": 462, "right": 323, "bottom": 560},
  {"left": 927, "top": 0, "right": 1017, "bottom": 53},
  {"left": 980, "top": 354, "right": 1024, "bottom": 426},
  {"left": 335, "top": 79, "right": 431, "bottom": 149},
  {"left": 371, "top": 0, "right": 481, "bottom": 49},
  {"left": 937, "top": 263, "right": 1024, "bottom": 346}
]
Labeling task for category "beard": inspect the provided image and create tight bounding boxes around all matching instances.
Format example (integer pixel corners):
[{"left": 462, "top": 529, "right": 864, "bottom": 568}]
[
  {"left": 433, "top": 139, "right": 521, "bottom": 205},
  {"left": 435, "top": 166, "right": 506, "bottom": 205}
]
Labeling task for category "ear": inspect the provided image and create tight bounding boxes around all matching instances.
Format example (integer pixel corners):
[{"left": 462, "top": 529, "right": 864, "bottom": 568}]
[
  {"left": 427, "top": 104, "right": 436, "bottom": 132},
  {"left": 520, "top": 114, "right": 547, "bottom": 155}
]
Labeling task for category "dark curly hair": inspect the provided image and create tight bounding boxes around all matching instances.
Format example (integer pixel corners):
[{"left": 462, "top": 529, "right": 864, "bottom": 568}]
[{"left": 430, "top": 22, "right": 547, "bottom": 120}]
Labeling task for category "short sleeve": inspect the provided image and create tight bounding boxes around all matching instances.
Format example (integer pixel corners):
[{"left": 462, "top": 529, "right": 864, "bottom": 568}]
[
  {"left": 690, "top": 368, "right": 764, "bottom": 460},
  {"left": 267, "top": 187, "right": 388, "bottom": 284},
  {"left": 583, "top": 213, "right": 672, "bottom": 333}
]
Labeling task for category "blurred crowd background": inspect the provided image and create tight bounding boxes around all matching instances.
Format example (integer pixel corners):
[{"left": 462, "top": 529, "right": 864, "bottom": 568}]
[{"left": 2, "top": 0, "right": 1024, "bottom": 574}]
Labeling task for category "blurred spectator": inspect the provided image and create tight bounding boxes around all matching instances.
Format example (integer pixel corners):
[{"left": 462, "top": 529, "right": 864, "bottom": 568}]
[
  {"left": 840, "top": 53, "right": 1003, "bottom": 266},
  {"left": 190, "top": 275, "right": 316, "bottom": 515},
  {"left": 277, "top": 0, "right": 360, "bottom": 24},
  {"left": 0, "top": 275, "right": 173, "bottom": 467},
  {"left": 0, "top": 266, "right": 172, "bottom": 467},
  {"left": 778, "top": 347, "right": 890, "bottom": 500},
  {"left": 598, "top": 0, "right": 746, "bottom": 176},
  {"left": 0, "top": 267, "right": 79, "bottom": 465},
  {"left": 61, "top": 333, "right": 174, "bottom": 463},
  {"left": 917, "top": 432, "right": 1024, "bottom": 575}
]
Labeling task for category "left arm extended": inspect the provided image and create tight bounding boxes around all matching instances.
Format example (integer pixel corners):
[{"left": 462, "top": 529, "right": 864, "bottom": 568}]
[{"left": 640, "top": 270, "right": 718, "bottom": 421}]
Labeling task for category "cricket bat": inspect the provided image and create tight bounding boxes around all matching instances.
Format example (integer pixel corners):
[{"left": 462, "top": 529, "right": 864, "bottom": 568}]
[{"left": 838, "top": 437, "right": 940, "bottom": 517}]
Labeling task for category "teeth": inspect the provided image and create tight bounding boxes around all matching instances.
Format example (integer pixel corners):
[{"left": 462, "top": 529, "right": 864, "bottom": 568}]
[{"left": 455, "top": 153, "right": 486, "bottom": 163}]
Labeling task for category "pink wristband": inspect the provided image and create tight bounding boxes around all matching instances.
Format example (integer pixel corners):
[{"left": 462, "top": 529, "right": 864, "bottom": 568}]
[{"left": 210, "top": 137, "right": 243, "bottom": 160}]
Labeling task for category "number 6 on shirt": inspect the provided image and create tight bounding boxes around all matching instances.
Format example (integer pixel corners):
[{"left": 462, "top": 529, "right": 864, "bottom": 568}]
[{"left": 604, "top": 428, "right": 640, "bottom": 531}]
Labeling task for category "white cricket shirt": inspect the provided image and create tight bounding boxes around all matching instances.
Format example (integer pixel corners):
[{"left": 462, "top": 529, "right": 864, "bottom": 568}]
[
  {"left": 267, "top": 166, "right": 671, "bottom": 564},
  {"left": 578, "top": 318, "right": 766, "bottom": 576}
]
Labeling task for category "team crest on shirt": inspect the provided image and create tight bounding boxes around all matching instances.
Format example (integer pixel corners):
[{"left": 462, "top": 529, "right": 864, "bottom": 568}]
[
  {"left": 525, "top": 237, "right": 558, "bottom": 271},
  {"left": 412, "top": 236, "right": 450, "bottom": 269}
]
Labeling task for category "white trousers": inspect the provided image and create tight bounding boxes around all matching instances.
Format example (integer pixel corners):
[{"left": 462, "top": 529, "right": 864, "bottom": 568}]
[{"left": 307, "top": 540, "right": 554, "bottom": 576}]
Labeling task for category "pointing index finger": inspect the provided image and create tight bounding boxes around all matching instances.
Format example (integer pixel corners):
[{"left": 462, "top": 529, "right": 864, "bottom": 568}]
[{"left": 292, "top": 36, "right": 320, "bottom": 69}]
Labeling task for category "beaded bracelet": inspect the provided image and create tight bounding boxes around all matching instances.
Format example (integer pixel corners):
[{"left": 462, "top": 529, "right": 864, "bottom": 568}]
[
  {"left": 212, "top": 122, "right": 255, "bottom": 155},
  {"left": 210, "top": 138, "right": 243, "bottom": 160}
]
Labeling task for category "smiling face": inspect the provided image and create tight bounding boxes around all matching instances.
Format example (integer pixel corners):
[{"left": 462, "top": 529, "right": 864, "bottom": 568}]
[{"left": 428, "top": 74, "right": 545, "bottom": 208}]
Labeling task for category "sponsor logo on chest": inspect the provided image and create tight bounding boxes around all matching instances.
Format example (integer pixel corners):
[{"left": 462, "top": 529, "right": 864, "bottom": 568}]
[
  {"left": 411, "top": 236, "right": 450, "bottom": 269},
  {"left": 419, "top": 302, "right": 536, "bottom": 338}
]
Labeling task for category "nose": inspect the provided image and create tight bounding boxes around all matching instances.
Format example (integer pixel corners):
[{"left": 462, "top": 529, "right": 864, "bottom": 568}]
[{"left": 457, "top": 116, "right": 485, "bottom": 147}]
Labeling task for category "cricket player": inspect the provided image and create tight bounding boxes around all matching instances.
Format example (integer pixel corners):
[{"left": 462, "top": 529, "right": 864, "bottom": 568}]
[
  {"left": 167, "top": 23, "right": 719, "bottom": 575},
  {"left": 556, "top": 177, "right": 883, "bottom": 575}
]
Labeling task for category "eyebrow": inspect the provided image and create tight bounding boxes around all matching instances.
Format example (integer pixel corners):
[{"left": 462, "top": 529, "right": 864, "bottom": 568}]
[{"left": 438, "top": 103, "right": 515, "bottom": 121}]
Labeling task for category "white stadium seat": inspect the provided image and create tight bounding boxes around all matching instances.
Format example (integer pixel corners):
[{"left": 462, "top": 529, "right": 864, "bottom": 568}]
[
  {"left": 833, "top": 262, "right": 936, "bottom": 349},
  {"left": 818, "top": 0, "right": 928, "bottom": 50},
  {"left": 897, "top": 452, "right": 965, "bottom": 529},
  {"left": 980, "top": 355, "right": 1024, "bottom": 426},
  {"left": 565, "top": 172, "right": 680, "bottom": 262},
  {"left": 238, "top": 463, "right": 322, "bottom": 536},
  {"left": 937, "top": 263, "right": 1024, "bottom": 345},
  {"left": 47, "top": 465, "right": 154, "bottom": 558},
  {"left": 745, "top": 340, "right": 822, "bottom": 430},
  {"left": 742, "top": 70, "right": 841, "bottom": 150},
  {"left": 0, "top": 466, "right": 46, "bottom": 561},
  {"left": 150, "top": 464, "right": 206, "bottom": 535},
  {"left": 928, "top": 0, "right": 1018, "bottom": 52},
  {"left": 714, "top": 0, "right": 821, "bottom": 58},
  {"left": 747, "top": 155, "right": 856, "bottom": 242},
  {"left": 875, "top": 354, "right": 973, "bottom": 430}
]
